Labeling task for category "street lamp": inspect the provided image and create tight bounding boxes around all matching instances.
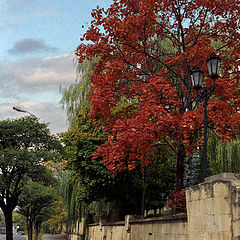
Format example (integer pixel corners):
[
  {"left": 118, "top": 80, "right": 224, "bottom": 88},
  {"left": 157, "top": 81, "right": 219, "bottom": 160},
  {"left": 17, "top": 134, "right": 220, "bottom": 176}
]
[
  {"left": 190, "top": 70, "right": 204, "bottom": 91},
  {"left": 190, "top": 56, "right": 221, "bottom": 179},
  {"left": 13, "top": 106, "right": 35, "bottom": 116},
  {"left": 206, "top": 56, "right": 221, "bottom": 79}
]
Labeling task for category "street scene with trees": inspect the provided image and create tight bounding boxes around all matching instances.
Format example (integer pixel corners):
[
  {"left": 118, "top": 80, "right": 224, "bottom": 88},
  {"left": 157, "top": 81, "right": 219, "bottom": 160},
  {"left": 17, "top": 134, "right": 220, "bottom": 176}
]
[{"left": 0, "top": 0, "right": 239, "bottom": 240}]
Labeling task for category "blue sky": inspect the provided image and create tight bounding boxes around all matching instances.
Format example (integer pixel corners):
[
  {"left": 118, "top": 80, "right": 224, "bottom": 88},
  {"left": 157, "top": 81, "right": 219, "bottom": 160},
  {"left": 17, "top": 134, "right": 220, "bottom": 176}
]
[{"left": 0, "top": 0, "right": 113, "bottom": 134}]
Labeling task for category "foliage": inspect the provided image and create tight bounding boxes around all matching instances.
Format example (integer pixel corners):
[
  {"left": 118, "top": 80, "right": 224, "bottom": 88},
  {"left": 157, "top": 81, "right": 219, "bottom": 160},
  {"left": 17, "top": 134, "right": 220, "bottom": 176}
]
[
  {"left": 58, "top": 171, "right": 85, "bottom": 226},
  {"left": 184, "top": 152, "right": 201, "bottom": 187},
  {"left": 0, "top": 116, "right": 62, "bottom": 240},
  {"left": 60, "top": 59, "right": 97, "bottom": 125},
  {"left": 12, "top": 212, "right": 26, "bottom": 232},
  {"left": 59, "top": 35, "right": 178, "bottom": 223},
  {"left": 144, "top": 146, "right": 176, "bottom": 212},
  {"left": 207, "top": 131, "right": 240, "bottom": 175},
  {"left": 60, "top": 109, "right": 176, "bottom": 222},
  {"left": 17, "top": 180, "right": 57, "bottom": 240},
  {"left": 62, "top": 112, "right": 109, "bottom": 203},
  {"left": 76, "top": 0, "right": 240, "bottom": 189},
  {"left": 168, "top": 189, "right": 186, "bottom": 214},
  {"left": 46, "top": 199, "right": 67, "bottom": 233},
  {"left": 59, "top": 112, "right": 111, "bottom": 224}
]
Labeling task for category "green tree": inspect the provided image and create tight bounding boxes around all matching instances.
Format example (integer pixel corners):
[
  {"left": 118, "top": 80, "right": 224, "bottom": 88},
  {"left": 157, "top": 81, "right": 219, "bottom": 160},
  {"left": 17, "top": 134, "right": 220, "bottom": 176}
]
[
  {"left": 61, "top": 110, "right": 176, "bottom": 220},
  {"left": 12, "top": 212, "right": 26, "bottom": 233},
  {"left": 0, "top": 116, "right": 62, "bottom": 240},
  {"left": 33, "top": 206, "right": 55, "bottom": 240},
  {"left": 17, "top": 180, "right": 57, "bottom": 240},
  {"left": 46, "top": 199, "right": 67, "bottom": 234},
  {"left": 59, "top": 114, "right": 111, "bottom": 225},
  {"left": 144, "top": 147, "right": 176, "bottom": 214}
]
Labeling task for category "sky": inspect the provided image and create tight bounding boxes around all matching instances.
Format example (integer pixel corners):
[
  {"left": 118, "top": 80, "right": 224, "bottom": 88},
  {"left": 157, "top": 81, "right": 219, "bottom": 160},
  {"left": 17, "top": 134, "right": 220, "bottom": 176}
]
[{"left": 0, "top": 0, "right": 113, "bottom": 134}]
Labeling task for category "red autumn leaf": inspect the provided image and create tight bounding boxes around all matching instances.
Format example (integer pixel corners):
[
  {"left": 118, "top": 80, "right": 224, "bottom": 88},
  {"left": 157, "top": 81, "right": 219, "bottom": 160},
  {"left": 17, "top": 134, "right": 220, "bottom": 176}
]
[{"left": 76, "top": 0, "right": 240, "bottom": 189}]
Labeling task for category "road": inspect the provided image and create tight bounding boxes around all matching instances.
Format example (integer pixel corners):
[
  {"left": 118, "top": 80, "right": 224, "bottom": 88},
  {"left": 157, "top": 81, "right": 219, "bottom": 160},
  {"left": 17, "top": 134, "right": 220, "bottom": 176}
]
[
  {"left": 0, "top": 234, "right": 26, "bottom": 240},
  {"left": 41, "top": 234, "right": 67, "bottom": 240},
  {"left": 0, "top": 233, "right": 67, "bottom": 240}
]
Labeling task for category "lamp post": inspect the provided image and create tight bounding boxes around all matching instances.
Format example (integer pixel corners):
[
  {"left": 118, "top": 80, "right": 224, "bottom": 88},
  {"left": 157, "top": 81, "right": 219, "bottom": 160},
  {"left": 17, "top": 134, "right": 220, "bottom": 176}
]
[
  {"left": 190, "top": 56, "right": 221, "bottom": 179},
  {"left": 13, "top": 106, "right": 35, "bottom": 116}
]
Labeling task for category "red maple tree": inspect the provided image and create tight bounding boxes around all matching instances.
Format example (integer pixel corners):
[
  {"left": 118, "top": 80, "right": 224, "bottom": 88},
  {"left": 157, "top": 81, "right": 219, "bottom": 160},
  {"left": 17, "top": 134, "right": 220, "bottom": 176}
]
[{"left": 76, "top": 0, "right": 240, "bottom": 189}]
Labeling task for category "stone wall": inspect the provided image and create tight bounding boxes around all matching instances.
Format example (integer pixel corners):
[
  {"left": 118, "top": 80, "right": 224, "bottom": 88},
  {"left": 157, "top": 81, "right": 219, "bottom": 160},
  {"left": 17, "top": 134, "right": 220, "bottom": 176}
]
[
  {"left": 68, "top": 173, "right": 240, "bottom": 240},
  {"left": 85, "top": 215, "right": 188, "bottom": 240},
  {"left": 87, "top": 222, "right": 127, "bottom": 240},
  {"left": 186, "top": 173, "right": 240, "bottom": 240}
]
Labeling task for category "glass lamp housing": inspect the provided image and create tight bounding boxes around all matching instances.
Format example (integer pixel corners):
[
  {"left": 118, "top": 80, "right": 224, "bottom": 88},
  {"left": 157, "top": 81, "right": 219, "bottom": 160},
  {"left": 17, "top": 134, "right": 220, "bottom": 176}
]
[
  {"left": 206, "top": 56, "right": 221, "bottom": 79},
  {"left": 191, "top": 70, "right": 204, "bottom": 90}
]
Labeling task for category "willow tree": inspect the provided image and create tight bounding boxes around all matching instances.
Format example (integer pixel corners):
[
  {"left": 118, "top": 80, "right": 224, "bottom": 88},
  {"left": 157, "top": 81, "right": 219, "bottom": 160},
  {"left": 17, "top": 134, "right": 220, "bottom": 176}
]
[
  {"left": 207, "top": 132, "right": 240, "bottom": 174},
  {"left": 60, "top": 59, "right": 97, "bottom": 125}
]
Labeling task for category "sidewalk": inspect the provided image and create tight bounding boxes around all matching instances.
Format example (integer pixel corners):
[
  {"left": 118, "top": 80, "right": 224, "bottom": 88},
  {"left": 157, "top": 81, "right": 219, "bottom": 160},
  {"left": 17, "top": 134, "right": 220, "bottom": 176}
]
[{"left": 41, "top": 234, "right": 68, "bottom": 240}]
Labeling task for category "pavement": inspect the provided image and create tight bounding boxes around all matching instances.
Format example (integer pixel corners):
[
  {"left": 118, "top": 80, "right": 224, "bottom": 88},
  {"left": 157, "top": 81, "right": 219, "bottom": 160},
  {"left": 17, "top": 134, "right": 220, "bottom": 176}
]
[
  {"left": 41, "top": 234, "right": 68, "bottom": 240},
  {"left": 0, "top": 234, "right": 26, "bottom": 240},
  {"left": 0, "top": 234, "right": 68, "bottom": 240}
]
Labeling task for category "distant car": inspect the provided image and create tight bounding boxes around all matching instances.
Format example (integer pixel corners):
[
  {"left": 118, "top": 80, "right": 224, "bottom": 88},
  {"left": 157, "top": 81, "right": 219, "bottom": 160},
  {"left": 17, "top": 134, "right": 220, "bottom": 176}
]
[{"left": 16, "top": 231, "right": 24, "bottom": 235}]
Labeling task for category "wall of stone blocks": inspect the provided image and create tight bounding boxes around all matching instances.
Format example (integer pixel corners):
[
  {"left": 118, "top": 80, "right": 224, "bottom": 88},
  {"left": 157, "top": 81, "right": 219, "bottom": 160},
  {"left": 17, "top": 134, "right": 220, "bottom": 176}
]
[
  {"left": 231, "top": 181, "right": 240, "bottom": 240},
  {"left": 83, "top": 215, "right": 188, "bottom": 240},
  {"left": 186, "top": 173, "right": 240, "bottom": 240},
  {"left": 69, "top": 233, "right": 80, "bottom": 240},
  {"left": 129, "top": 218, "right": 188, "bottom": 240},
  {"left": 86, "top": 222, "right": 127, "bottom": 240},
  {"left": 68, "top": 173, "right": 240, "bottom": 240}
]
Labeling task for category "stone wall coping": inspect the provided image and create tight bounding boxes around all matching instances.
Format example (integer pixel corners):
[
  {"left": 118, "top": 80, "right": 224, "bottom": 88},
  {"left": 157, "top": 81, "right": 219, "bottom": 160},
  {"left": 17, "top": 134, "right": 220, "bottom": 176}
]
[
  {"left": 129, "top": 214, "right": 187, "bottom": 224},
  {"left": 204, "top": 172, "right": 240, "bottom": 183},
  {"left": 66, "top": 232, "right": 82, "bottom": 236},
  {"left": 87, "top": 214, "right": 187, "bottom": 227},
  {"left": 186, "top": 179, "right": 231, "bottom": 192},
  {"left": 186, "top": 173, "right": 240, "bottom": 192},
  {"left": 88, "top": 221, "right": 125, "bottom": 227}
]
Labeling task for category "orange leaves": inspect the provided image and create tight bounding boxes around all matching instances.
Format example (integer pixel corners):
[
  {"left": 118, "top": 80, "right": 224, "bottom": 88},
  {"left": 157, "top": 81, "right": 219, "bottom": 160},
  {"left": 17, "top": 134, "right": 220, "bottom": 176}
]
[
  {"left": 76, "top": 0, "right": 240, "bottom": 176},
  {"left": 207, "top": 100, "right": 240, "bottom": 141},
  {"left": 93, "top": 114, "right": 159, "bottom": 174},
  {"left": 179, "top": 109, "right": 203, "bottom": 139},
  {"left": 165, "top": 37, "right": 213, "bottom": 72}
]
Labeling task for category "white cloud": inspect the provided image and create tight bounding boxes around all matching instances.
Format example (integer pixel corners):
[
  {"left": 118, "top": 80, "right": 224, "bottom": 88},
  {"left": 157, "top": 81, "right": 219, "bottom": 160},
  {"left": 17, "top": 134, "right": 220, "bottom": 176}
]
[
  {"left": 0, "top": 101, "right": 69, "bottom": 134},
  {"left": 14, "top": 101, "right": 69, "bottom": 134},
  {"left": 0, "top": 52, "right": 78, "bottom": 134},
  {"left": 0, "top": 52, "right": 77, "bottom": 93}
]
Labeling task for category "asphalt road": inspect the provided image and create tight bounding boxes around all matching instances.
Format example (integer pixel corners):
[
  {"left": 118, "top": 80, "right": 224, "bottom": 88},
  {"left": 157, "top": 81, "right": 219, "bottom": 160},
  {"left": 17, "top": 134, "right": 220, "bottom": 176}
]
[
  {"left": 0, "top": 234, "right": 26, "bottom": 240},
  {"left": 0, "top": 233, "right": 67, "bottom": 240},
  {"left": 41, "top": 234, "right": 68, "bottom": 240}
]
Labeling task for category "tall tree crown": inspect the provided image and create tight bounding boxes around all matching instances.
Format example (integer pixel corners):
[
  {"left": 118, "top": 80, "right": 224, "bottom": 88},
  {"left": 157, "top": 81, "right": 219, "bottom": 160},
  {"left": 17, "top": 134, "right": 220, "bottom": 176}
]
[{"left": 76, "top": 0, "right": 240, "bottom": 175}]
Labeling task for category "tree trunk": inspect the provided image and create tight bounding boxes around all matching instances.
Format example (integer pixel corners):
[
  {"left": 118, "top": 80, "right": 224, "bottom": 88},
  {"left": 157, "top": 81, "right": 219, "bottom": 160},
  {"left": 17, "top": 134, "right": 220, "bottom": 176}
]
[
  {"left": 138, "top": 167, "right": 146, "bottom": 218},
  {"left": 176, "top": 142, "right": 185, "bottom": 190},
  {"left": 34, "top": 222, "right": 41, "bottom": 240},
  {"left": 4, "top": 209, "right": 13, "bottom": 240},
  {"left": 139, "top": 188, "right": 145, "bottom": 218},
  {"left": 27, "top": 220, "right": 33, "bottom": 240}
]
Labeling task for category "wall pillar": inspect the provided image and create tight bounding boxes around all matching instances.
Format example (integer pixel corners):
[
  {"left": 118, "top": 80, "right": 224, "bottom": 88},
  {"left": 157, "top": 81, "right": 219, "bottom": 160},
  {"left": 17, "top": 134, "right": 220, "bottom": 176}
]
[{"left": 186, "top": 173, "right": 240, "bottom": 240}]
